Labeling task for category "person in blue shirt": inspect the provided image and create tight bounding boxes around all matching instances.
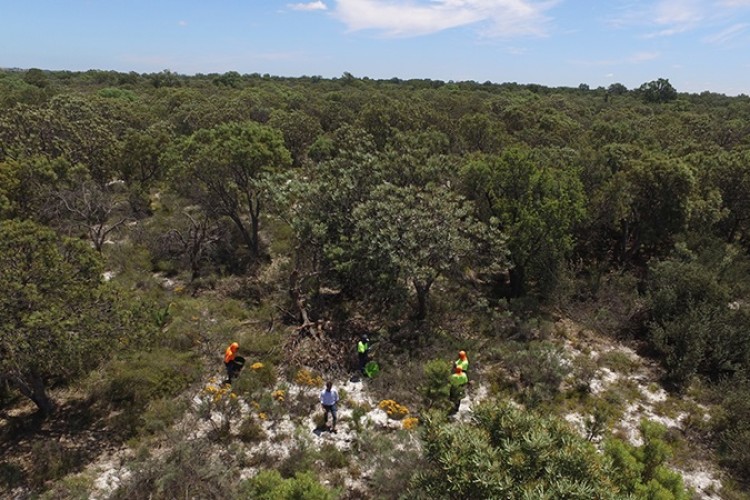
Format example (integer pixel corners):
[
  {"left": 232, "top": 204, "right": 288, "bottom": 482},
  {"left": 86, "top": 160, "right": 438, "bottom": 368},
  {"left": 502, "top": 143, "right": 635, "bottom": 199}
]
[{"left": 319, "top": 381, "right": 340, "bottom": 432}]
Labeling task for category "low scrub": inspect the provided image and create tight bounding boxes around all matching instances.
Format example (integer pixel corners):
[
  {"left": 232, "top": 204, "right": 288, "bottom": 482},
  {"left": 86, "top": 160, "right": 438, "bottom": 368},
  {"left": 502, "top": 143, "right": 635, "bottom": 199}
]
[
  {"left": 92, "top": 349, "right": 201, "bottom": 437},
  {"left": 238, "top": 470, "right": 337, "bottom": 500},
  {"left": 111, "top": 437, "right": 235, "bottom": 500}
]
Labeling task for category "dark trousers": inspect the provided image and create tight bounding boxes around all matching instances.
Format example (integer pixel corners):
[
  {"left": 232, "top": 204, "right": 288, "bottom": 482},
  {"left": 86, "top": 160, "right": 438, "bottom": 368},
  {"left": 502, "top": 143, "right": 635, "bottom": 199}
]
[
  {"left": 322, "top": 404, "right": 337, "bottom": 427},
  {"left": 225, "top": 361, "right": 240, "bottom": 382},
  {"left": 449, "top": 385, "right": 465, "bottom": 413},
  {"left": 358, "top": 353, "right": 368, "bottom": 374}
]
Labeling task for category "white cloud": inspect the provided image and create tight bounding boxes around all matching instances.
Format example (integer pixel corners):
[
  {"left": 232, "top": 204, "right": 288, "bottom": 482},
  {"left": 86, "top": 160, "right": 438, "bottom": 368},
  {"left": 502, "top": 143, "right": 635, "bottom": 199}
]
[
  {"left": 289, "top": 1, "right": 328, "bottom": 11},
  {"left": 332, "top": 0, "right": 557, "bottom": 38},
  {"left": 612, "top": 0, "right": 750, "bottom": 39},
  {"left": 642, "top": 0, "right": 706, "bottom": 37},
  {"left": 178, "top": 20, "right": 188, "bottom": 27},
  {"left": 627, "top": 51, "right": 660, "bottom": 62},
  {"left": 703, "top": 22, "right": 750, "bottom": 43},
  {"left": 570, "top": 51, "right": 660, "bottom": 67}
]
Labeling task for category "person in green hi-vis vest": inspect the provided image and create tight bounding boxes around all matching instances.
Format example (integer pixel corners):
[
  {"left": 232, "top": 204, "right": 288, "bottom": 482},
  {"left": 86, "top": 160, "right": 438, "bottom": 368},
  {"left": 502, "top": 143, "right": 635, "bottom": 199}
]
[
  {"left": 453, "top": 350, "right": 469, "bottom": 375},
  {"left": 449, "top": 365, "right": 468, "bottom": 413},
  {"left": 357, "top": 334, "right": 370, "bottom": 376}
]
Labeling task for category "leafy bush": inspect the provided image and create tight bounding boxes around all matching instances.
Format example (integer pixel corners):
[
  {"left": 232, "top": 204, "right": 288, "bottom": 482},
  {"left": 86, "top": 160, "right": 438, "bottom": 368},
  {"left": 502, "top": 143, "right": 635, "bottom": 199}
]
[
  {"left": 714, "top": 378, "right": 750, "bottom": 483},
  {"left": 276, "top": 442, "right": 316, "bottom": 479},
  {"left": 318, "top": 443, "right": 349, "bottom": 469},
  {"left": 29, "top": 441, "right": 84, "bottom": 485},
  {"left": 421, "top": 359, "right": 452, "bottom": 412},
  {"left": 196, "top": 382, "right": 241, "bottom": 441},
  {"left": 40, "top": 473, "right": 94, "bottom": 500},
  {"left": 233, "top": 362, "right": 277, "bottom": 401},
  {"left": 0, "top": 461, "right": 25, "bottom": 490},
  {"left": 500, "top": 341, "right": 570, "bottom": 407},
  {"left": 140, "top": 397, "right": 188, "bottom": 436},
  {"left": 604, "top": 421, "right": 689, "bottom": 499},
  {"left": 411, "top": 402, "right": 621, "bottom": 498},
  {"left": 238, "top": 415, "right": 266, "bottom": 443},
  {"left": 238, "top": 470, "right": 337, "bottom": 500},
  {"left": 94, "top": 349, "right": 201, "bottom": 437},
  {"left": 598, "top": 349, "right": 638, "bottom": 374},
  {"left": 111, "top": 437, "right": 235, "bottom": 500},
  {"left": 645, "top": 252, "right": 750, "bottom": 388}
]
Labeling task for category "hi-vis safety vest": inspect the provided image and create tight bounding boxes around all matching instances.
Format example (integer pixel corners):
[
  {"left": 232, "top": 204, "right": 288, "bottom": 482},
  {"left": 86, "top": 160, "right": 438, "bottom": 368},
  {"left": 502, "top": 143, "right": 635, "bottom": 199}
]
[
  {"left": 358, "top": 341, "right": 368, "bottom": 354},
  {"left": 450, "top": 372, "right": 468, "bottom": 387},
  {"left": 455, "top": 357, "right": 469, "bottom": 372}
]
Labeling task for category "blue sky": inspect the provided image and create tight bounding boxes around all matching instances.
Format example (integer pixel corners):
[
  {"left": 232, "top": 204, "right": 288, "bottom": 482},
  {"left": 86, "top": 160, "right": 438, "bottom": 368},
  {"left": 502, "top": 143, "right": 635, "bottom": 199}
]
[{"left": 1, "top": 0, "right": 749, "bottom": 95}]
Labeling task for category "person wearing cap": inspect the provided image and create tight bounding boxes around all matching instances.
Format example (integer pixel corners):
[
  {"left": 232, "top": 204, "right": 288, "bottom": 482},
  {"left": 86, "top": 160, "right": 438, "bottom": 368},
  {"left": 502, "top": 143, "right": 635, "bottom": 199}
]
[
  {"left": 224, "top": 341, "right": 240, "bottom": 383},
  {"left": 320, "top": 381, "right": 340, "bottom": 431},
  {"left": 449, "top": 365, "right": 468, "bottom": 413},
  {"left": 454, "top": 350, "right": 469, "bottom": 376},
  {"left": 357, "top": 335, "right": 370, "bottom": 376}
]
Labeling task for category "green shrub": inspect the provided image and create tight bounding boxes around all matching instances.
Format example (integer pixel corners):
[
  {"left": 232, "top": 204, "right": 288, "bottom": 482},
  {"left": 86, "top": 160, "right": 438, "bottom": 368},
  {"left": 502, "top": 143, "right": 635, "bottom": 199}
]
[
  {"left": 233, "top": 362, "right": 277, "bottom": 400},
  {"left": 421, "top": 359, "right": 452, "bottom": 412},
  {"left": 277, "top": 443, "right": 316, "bottom": 479},
  {"left": 368, "top": 445, "right": 424, "bottom": 499},
  {"left": 111, "top": 437, "right": 235, "bottom": 500},
  {"left": 411, "top": 402, "right": 621, "bottom": 498},
  {"left": 604, "top": 420, "right": 689, "bottom": 499},
  {"left": 501, "top": 341, "right": 570, "bottom": 407},
  {"left": 94, "top": 349, "right": 201, "bottom": 437},
  {"left": 598, "top": 350, "right": 638, "bottom": 374},
  {"left": 238, "top": 470, "right": 337, "bottom": 500},
  {"left": 318, "top": 443, "right": 349, "bottom": 469},
  {"left": 140, "top": 397, "right": 188, "bottom": 436},
  {"left": 29, "top": 441, "right": 84, "bottom": 485},
  {"left": 238, "top": 416, "right": 266, "bottom": 443},
  {"left": 584, "top": 397, "right": 622, "bottom": 441},
  {"left": 40, "top": 473, "right": 94, "bottom": 500},
  {"left": 103, "top": 349, "right": 201, "bottom": 406},
  {"left": 714, "top": 378, "right": 750, "bottom": 483},
  {"left": 349, "top": 401, "right": 370, "bottom": 432},
  {"left": 0, "top": 461, "right": 25, "bottom": 490}
]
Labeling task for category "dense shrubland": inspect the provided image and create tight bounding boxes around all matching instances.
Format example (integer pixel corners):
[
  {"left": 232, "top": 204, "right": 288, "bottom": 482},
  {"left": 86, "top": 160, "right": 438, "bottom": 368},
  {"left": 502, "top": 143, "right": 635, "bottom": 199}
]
[{"left": 1, "top": 68, "right": 750, "bottom": 497}]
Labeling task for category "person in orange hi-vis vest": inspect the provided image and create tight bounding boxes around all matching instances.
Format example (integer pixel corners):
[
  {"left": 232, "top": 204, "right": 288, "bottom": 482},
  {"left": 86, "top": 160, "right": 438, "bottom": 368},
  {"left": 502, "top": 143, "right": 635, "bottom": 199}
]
[{"left": 224, "top": 342, "right": 242, "bottom": 383}]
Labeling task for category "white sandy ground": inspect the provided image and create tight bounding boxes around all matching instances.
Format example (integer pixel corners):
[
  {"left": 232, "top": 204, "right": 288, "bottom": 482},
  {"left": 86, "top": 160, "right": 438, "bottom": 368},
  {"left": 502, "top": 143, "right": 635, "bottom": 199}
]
[
  {"left": 560, "top": 325, "right": 723, "bottom": 500},
  {"left": 82, "top": 321, "right": 723, "bottom": 499},
  {"left": 84, "top": 370, "right": 496, "bottom": 499}
]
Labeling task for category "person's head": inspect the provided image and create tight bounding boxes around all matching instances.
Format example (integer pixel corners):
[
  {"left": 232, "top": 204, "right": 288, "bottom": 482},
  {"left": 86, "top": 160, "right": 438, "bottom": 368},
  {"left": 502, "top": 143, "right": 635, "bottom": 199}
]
[
  {"left": 455, "top": 366, "right": 463, "bottom": 375},
  {"left": 326, "top": 381, "right": 333, "bottom": 391},
  {"left": 458, "top": 350, "right": 466, "bottom": 360},
  {"left": 230, "top": 342, "right": 239, "bottom": 352},
  {"left": 361, "top": 334, "right": 369, "bottom": 343}
]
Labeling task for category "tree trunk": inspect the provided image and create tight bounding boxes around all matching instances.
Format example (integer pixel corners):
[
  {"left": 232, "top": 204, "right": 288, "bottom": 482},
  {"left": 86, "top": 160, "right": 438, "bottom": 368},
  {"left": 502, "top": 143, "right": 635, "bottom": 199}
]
[
  {"left": 413, "top": 279, "right": 433, "bottom": 321},
  {"left": 228, "top": 214, "right": 255, "bottom": 254},
  {"left": 617, "top": 219, "right": 629, "bottom": 263},
  {"left": 250, "top": 198, "right": 261, "bottom": 257},
  {"left": 509, "top": 265, "right": 525, "bottom": 298},
  {"left": 14, "top": 372, "right": 56, "bottom": 416}
]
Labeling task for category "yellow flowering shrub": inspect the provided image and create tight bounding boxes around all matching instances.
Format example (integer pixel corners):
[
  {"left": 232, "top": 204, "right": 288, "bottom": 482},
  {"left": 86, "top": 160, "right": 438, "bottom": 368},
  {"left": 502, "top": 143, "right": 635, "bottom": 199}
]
[
  {"left": 294, "top": 369, "right": 323, "bottom": 387},
  {"left": 378, "top": 399, "right": 409, "bottom": 420},
  {"left": 272, "top": 389, "right": 286, "bottom": 402},
  {"left": 402, "top": 417, "right": 419, "bottom": 430},
  {"left": 251, "top": 362, "right": 265, "bottom": 371},
  {"left": 198, "top": 382, "right": 240, "bottom": 440}
]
